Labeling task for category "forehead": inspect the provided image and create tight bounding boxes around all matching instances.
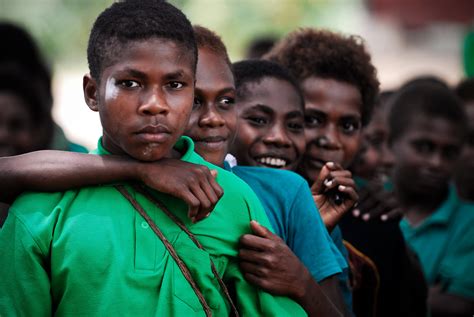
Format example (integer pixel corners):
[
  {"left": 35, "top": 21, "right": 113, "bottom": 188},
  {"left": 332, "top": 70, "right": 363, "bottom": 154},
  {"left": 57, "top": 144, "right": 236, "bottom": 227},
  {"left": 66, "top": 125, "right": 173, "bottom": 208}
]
[
  {"left": 103, "top": 38, "right": 195, "bottom": 77},
  {"left": 302, "top": 77, "right": 361, "bottom": 117},
  {"left": 402, "top": 115, "right": 464, "bottom": 145},
  {"left": 195, "top": 48, "right": 234, "bottom": 91},
  {"left": 240, "top": 77, "right": 302, "bottom": 115}
]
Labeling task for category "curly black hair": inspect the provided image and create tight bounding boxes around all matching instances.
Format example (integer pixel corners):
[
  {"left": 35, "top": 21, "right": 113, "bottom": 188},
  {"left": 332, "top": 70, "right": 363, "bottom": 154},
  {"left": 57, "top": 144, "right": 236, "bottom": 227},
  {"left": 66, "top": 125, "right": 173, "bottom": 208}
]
[
  {"left": 87, "top": 0, "right": 197, "bottom": 81},
  {"left": 388, "top": 80, "right": 467, "bottom": 143},
  {"left": 193, "top": 25, "right": 231, "bottom": 67},
  {"left": 232, "top": 59, "right": 304, "bottom": 110},
  {"left": 265, "top": 28, "right": 379, "bottom": 126}
]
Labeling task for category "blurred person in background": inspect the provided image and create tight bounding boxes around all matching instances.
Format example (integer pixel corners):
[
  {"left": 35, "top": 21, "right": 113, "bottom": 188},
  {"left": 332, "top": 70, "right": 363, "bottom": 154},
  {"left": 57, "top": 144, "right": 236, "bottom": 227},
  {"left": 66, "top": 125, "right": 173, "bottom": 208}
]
[
  {"left": 390, "top": 79, "right": 474, "bottom": 316},
  {"left": 0, "top": 22, "right": 87, "bottom": 153},
  {"left": 454, "top": 77, "right": 474, "bottom": 201}
]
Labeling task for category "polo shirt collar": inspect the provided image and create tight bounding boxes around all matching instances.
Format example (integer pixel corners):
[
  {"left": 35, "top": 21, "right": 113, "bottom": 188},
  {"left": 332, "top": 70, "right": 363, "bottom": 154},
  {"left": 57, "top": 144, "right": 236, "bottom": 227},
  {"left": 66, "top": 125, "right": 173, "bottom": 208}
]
[
  {"left": 422, "top": 185, "right": 460, "bottom": 227},
  {"left": 91, "top": 136, "right": 195, "bottom": 162}
]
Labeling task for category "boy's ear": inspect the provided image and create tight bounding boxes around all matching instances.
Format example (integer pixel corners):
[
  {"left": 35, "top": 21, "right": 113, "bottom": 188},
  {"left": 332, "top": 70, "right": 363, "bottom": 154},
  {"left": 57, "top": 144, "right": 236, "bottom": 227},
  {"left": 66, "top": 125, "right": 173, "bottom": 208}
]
[{"left": 83, "top": 74, "right": 99, "bottom": 112}]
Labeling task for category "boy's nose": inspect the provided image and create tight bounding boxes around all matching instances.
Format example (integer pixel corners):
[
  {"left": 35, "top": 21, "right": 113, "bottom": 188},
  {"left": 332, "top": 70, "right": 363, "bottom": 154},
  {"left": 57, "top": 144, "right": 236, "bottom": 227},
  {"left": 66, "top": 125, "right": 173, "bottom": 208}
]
[
  {"left": 263, "top": 124, "right": 291, "bottom": 148},
  {"left": 199, "top": 107, "right": 225, "bottom": 128},
  {"left": 138, "top": 90, "right": 169, "bottom": 116},
  {"left": 316, "top": 126, "right": 341, "bottom": 150}
]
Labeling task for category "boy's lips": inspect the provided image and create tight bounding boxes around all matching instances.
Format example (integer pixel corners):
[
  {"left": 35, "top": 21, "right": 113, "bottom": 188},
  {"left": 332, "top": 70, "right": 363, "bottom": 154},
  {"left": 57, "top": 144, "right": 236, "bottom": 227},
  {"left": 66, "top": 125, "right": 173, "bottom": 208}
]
[
  {"left": 194, "top": 136, "right": 228, "bottom": 150},
  {"left": 135, "top": 124, "right": 171, "bottom": 143}
]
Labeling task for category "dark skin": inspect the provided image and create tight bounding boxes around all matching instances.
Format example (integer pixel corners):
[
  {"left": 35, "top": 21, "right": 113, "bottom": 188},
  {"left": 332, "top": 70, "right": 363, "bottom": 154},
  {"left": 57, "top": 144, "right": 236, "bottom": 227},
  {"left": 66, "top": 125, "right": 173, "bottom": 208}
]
[
  {"left": 391, "top": 114, "right": 473, "bottom": 315},
  {"left": 230, "top": 76, "right": 347, "bottom": 316},
  {"left": 298, "top": 77, "right": 360, "bottom": 230},
  {"left": 351, "top": 105, "right": 401, "bottom": 222},
  {"left": 0, "top": 47, "right": 344, "bottom": 315},
  {"left": 230, "top": 77, "right": 306, "bottom": 171}
]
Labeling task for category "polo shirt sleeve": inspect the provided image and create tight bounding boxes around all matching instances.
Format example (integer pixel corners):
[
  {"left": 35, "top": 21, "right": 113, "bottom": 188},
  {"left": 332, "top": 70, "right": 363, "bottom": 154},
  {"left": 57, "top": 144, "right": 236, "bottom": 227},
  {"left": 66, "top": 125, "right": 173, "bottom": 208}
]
[
  {"left": 0, "top": 212, "right": 52, "bottom": 316},
  {"left": 439, "top": 217, "right": 474, "bottom": 299},
  {"left": 225, "top": 186, "right": 307, "bottom": 316},
  {"left": 287, "top": 181, "right": 343, "bottom": 282}
]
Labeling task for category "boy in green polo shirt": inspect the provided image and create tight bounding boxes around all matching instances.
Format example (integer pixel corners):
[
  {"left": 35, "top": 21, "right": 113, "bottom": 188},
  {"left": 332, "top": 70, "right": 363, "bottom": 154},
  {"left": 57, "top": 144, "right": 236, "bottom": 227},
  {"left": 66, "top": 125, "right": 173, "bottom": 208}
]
[
  {"left": 389, "top": 79, "right": 474, "bottom": 315},
  {"left": 0, "top": 1, "right": 306, "bottom": 316}
]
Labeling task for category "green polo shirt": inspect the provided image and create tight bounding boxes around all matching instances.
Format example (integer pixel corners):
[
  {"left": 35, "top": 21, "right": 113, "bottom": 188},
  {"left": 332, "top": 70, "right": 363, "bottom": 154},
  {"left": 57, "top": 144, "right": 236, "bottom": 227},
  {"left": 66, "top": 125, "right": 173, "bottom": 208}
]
[
  {"left": 0, "top": 136, "right": 306, "bottom": 316},
  {"left": 400, "top": 186, "right": 474, "bottom": 299}
]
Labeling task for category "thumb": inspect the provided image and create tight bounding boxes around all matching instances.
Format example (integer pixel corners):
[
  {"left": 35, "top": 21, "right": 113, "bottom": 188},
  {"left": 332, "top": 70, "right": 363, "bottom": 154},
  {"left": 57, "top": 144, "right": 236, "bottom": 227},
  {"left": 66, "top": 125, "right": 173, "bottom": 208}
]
[
  {"left": 210, "top": 169, "right": 218, "bottom": 178},
  {"left": 250, "top": 220, "right": 271, "bottom": 238}
]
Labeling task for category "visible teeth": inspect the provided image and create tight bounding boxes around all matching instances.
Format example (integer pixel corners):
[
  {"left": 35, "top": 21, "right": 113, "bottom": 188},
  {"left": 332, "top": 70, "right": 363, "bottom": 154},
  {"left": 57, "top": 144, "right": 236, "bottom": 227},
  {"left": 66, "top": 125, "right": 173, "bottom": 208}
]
[{"left": 256, "top": 157, "right": 287, "bottom": 167}]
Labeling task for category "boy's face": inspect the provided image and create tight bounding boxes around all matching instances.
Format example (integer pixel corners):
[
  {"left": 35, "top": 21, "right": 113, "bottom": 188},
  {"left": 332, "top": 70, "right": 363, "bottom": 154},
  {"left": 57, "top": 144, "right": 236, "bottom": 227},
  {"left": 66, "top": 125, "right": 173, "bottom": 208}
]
[
  {"left": 298, "top": 77, "right": 362, "bottom": 182},
  {"left": 84, "top": 39, "right": 195, "bottom": 161},
  {"left": 352, "top": 106, "right": 392, "bottom": 181},
  {"left": 230, "top": 77, "right": 305, "bottom": 170},
  {"left": 184, "top": 47, "right": 236, "bottom": 166},
  {"left": 0, "top": 92, "right": 35, "bottom": 157},
  {"left": 391, "top": 115, "right": 463, "bottom": 197}
]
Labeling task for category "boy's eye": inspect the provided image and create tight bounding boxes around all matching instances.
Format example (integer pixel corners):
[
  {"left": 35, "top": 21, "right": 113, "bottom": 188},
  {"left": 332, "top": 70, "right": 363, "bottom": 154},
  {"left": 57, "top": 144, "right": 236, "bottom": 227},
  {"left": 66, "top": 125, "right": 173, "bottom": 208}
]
[
  {"left": 413, "top": 140, "right": 434, "bottom": 155},
  {"left": 341, "top": 120, "right": 360, "bottom": 134},
  {"left": 247, "top": 116, "right": 268, "bottom": 126},
  {"left": 287, "top": 121, "right": 304, "bottom": 132},
  {"left": 193, "top": 97, "right": 202, "bottom": 110},
  {"left": 119, "top": 80, "right": 140, "bottom": 88},
  {"left": 168, "top": 81, "right": 184, "bottom": 89},
  {"left": 305, "top": 115, "right": 323, "bottom": 127},
  {"left": 218, "top": 97, "right": 235, "bottom": 108},
  {"left": 443, "top": 146, "right": 461, "bottom": 161}
]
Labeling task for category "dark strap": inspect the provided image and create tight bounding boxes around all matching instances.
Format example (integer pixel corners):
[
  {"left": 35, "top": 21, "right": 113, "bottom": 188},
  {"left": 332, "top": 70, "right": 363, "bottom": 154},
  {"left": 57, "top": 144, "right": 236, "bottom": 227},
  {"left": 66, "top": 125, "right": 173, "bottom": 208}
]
[
  {"left": 115, "top": 185, "right": 212, "bottom": 317},
  {"left": 131, "top": 184, "right": 239, "bottom": 317},
  {"left": 116, "top": 184, "right": 240, "bottom": 317}
]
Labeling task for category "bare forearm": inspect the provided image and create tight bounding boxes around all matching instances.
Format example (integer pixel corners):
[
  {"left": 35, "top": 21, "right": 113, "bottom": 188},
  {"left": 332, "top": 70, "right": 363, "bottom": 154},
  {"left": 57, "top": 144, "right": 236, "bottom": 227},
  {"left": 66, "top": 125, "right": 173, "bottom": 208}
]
[
  {"left": 295, "top": 274, "right": 344, "bottom": 317},
  {"left": 0, "top": 150, "right": 139, "bottom": 203}
]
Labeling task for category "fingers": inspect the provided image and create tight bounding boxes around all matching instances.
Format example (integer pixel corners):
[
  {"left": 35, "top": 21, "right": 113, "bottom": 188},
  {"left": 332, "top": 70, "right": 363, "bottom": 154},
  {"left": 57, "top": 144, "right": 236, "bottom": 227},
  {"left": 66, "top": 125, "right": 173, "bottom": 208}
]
[
  {"left": 311, "top": 164, "right": 331, "bottom": 194},
  {"left": 188, "top": 167, "right": 223, "bottom": 223},
  {"left": 249, "top": 220, "right": 273, "bottom": 238},
  {"left": 239, "top": 231, "right": 281, "bottom": 251}
]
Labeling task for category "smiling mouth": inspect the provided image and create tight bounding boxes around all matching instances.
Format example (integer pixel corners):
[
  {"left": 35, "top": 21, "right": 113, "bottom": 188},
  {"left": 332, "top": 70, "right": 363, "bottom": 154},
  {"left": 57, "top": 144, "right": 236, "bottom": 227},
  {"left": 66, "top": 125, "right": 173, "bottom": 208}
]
[{"left": 255, "top": 156, "right": 289, "bottom": 168}]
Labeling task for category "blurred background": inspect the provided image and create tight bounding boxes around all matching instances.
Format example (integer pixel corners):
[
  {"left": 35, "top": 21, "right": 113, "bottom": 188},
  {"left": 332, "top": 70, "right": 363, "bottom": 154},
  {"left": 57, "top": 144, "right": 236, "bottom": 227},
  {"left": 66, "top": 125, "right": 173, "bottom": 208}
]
[{"left": 1, "top": 0, "right": 473, "bottom": 150}]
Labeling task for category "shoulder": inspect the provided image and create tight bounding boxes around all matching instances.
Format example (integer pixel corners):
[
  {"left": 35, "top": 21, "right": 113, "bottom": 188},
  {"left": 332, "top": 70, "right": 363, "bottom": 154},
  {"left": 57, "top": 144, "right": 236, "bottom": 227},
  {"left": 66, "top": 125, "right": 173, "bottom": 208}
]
[{"left": 231, "top": 166, "right": 307, "bottom": 192}]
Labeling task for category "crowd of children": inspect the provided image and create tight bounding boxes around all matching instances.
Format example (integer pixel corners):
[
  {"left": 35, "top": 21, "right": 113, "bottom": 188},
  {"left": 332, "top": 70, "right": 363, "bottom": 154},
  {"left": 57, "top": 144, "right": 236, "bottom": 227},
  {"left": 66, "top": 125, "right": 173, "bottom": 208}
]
[{"left": 0, "top": 1, "right": 473, "bottom": 316}]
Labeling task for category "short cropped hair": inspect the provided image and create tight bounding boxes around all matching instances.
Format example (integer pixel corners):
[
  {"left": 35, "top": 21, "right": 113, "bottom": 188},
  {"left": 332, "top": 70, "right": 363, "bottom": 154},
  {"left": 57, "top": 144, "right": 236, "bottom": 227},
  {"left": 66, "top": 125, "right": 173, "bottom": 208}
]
[
  {"left": 265, "top": 28, "right": 379, "bottom": 126},
  {"left": 193, "top": 25, "right": 231, "bottom": 67},
  {"left": 232, "top": 59, "right": 304, "bottom": 109},
  {"left": 87, "top": 0, "right": 197, "bottom": 81},
  {"left": 455, "top": 77, "right": 474, "bottom": 104},
  {"left": 388, "top": 80, "right": 468, "bottom": 143}
]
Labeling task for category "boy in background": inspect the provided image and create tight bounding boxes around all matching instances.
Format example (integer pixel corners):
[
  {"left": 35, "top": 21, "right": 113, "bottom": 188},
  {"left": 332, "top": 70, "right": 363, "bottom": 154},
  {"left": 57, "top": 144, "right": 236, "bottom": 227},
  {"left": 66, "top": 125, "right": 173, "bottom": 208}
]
[{"left": 390, "top": 80, "right": 474, "bottom": 316}]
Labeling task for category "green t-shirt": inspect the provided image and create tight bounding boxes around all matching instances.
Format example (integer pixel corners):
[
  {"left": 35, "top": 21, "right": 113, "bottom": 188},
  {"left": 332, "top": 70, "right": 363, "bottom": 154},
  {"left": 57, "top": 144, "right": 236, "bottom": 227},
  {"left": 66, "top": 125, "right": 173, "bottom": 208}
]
[
  {"left": 0, "top": 136, "right": 306, "bottom": 316},
  {"left": 400, "top": 186, "right": 474, "bottom": 299}
]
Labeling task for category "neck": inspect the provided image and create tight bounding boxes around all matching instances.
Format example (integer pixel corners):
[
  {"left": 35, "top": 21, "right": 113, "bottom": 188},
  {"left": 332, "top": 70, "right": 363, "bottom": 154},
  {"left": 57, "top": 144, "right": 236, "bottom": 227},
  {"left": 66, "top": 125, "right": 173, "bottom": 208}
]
[{"left": 396, "top": 185, "right": 448, "bottom": 225}]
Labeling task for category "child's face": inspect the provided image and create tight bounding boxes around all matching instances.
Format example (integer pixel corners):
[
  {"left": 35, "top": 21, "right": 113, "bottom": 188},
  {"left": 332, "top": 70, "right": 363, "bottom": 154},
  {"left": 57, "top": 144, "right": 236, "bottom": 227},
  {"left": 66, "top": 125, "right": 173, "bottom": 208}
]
[
  {"left": 84, "top": 39, "right": 195, "bottom": 161},
  {"left": 184, "top": 48, "right": 236, "bottom": 166},
  {"left": 391, "top": 115, "right": 463, "bottom": 197},
  {"left": 0, "top": 92, "right": 35, "bottom": 157},
  {"left": 352, "top": 106, "right": 390, "bottom": 181},
  {"left": 298, "top": 77, "right": 362, "bottom": 182},
  {"left": 230, "top": 77, "right": 305, "bottom": 170}
]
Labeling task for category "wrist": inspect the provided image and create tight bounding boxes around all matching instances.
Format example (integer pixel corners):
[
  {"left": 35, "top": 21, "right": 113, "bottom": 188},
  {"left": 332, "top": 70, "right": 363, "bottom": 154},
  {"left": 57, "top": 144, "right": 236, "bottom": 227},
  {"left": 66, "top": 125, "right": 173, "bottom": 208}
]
[{"left": 293, "top": 267, "right": 314, "bottom": 301}]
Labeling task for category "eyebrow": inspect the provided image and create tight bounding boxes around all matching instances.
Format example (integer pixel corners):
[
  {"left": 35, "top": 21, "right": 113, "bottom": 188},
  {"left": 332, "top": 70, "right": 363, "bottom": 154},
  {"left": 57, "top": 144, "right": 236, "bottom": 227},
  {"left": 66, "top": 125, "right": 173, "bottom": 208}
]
[
  {"left": 164, "top": 70, "right": 189, "bottom": 80},
  {"left": 195, "top": 86, "right": 235, "bottom": 95},
  {"left": 286, "top": 110, "right": 304, "bottom": 119},
  {"left": 248, "top": 104, "right": 274, "bottom": 115},
  {"left": 116, "top": 68, "right": 147, "bottom": 79}
]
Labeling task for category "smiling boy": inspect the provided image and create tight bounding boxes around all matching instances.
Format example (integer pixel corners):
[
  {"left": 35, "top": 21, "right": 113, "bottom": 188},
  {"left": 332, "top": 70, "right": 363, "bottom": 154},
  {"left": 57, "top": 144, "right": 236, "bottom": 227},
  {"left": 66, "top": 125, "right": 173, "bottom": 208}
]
[{"left": 0, "top": 2, "right": 306, "bottom": 316}]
